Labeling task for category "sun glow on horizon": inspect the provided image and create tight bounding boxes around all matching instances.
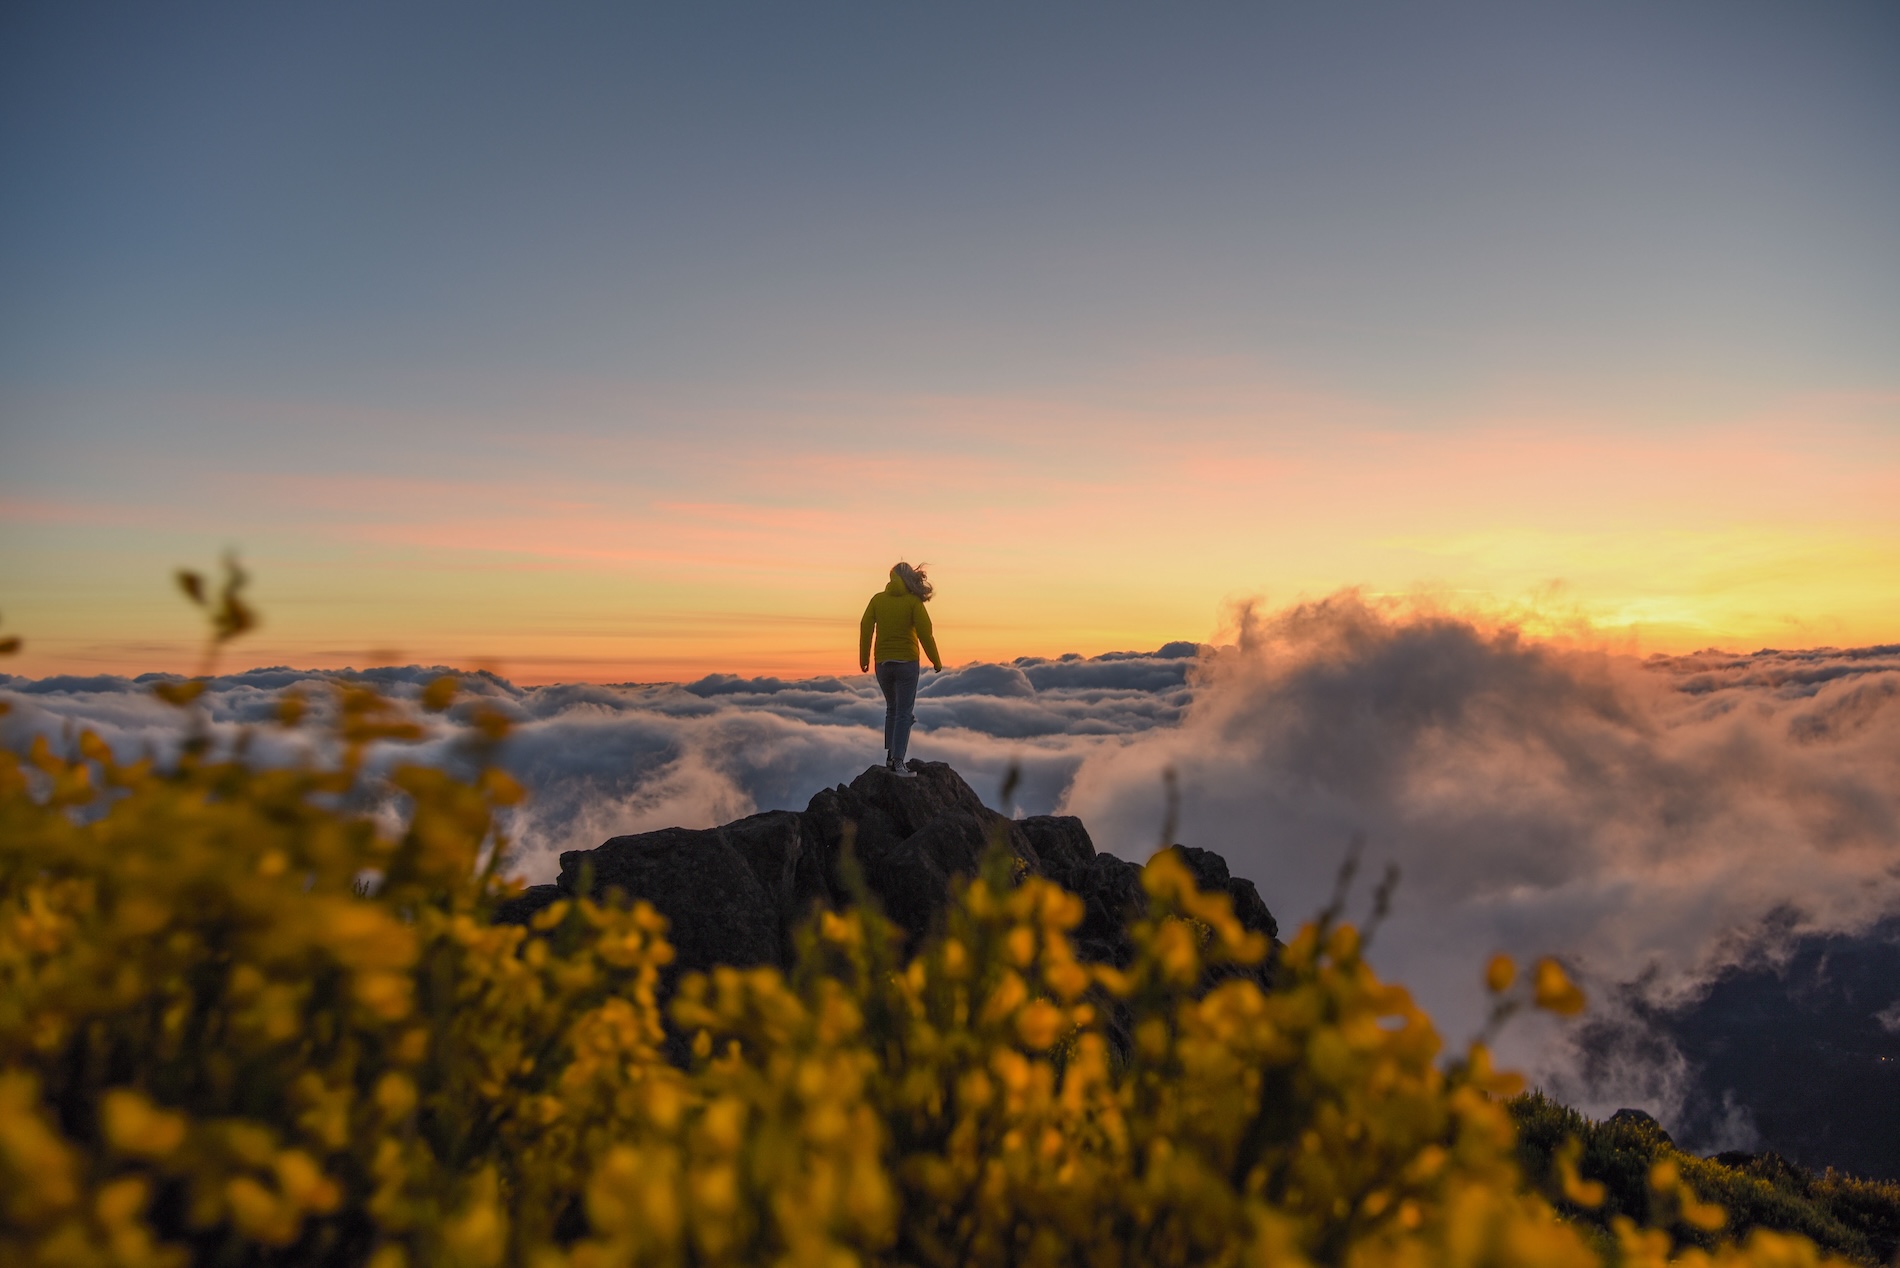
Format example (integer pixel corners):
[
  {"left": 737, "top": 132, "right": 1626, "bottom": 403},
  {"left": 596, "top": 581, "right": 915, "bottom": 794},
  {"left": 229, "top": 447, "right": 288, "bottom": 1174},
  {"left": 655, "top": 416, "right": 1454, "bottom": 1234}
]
[{"left": 5, "top": 396, "right": 1895, "bottom": 684}]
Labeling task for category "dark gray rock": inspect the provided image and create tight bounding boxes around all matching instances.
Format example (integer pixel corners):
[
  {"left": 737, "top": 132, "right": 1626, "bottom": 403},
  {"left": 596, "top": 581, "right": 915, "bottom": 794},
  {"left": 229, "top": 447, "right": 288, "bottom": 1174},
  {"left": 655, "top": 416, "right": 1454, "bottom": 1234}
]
[
  {"left": 715, "top": 810, "right": 827, "bottom": 958},
  {"left": 557, "top": 826, "right": 780, "bottom": 978},
  {"left": 1159, "top": 844, "right": 1278, "bottom": 941},
  {"left": 717, "top": 810, "right": 803, "bottom": 908},
  {"left": 795, "top": 762, "right": 1038, "bottom": 943},
  {"left": 1171, "top": 844, "right": 1231, "bottom": 891},
  {"left": 494, "top": 883, "right": 565, "bottom": 927},
  {"left": 859, "top": 838, "right": 951, "bottom": 942},
  {"left": 1017, "top": 815, "right": 1095, "bottom": 889},
  {"left": 801, "top": 784, "right": 904, "bottom": 900},
  {"left": 846, "top": 761, "right": 993, "bottom": 838},
  {"left": 899, "top": 810, "right": 992, "bottom": 885},
  {"left": 496, "top": 760, "right": 1280, "bottom": 986},
  {"left": 1224, "top": 878, "right": 1278, "bottom": 941},
  {"left": 850, "top": 762, "right": 1040, "bottom": 872},
  {"left": 1074, "top": 852, "right": 1146, "bottom": 966}
]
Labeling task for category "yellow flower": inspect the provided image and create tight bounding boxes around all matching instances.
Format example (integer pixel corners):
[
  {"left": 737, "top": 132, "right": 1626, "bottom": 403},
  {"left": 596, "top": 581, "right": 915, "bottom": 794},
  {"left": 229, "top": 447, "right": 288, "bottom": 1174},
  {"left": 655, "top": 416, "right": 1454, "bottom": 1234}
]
[
  {"left": 355, "top": 971, "right": 414, "bottom": 1020},
  {"left": 1533, "top": 957, "right": 1586, "bottom": 1016},
  {"left": 274, "top": 1150, "right": 341, "bottom": 1214},
  {"left": 225, "top": 1175, "right": 298, "bottom": 1246},
  {"left": 442, "top": 1168, "right": 508, "bottom": 1268},
  {"left": 93, "top": 1175, "right": 150, "bottom": 1226},
  {"left": 100, "top": 1089, "right": 187, "bottom": 1159},
  {"left": 375, "top": 1072, "right": 418, "bottom": 1121},
  {"left": 1015, "top": 1000, "right": 1066, "bottom": 1051}
]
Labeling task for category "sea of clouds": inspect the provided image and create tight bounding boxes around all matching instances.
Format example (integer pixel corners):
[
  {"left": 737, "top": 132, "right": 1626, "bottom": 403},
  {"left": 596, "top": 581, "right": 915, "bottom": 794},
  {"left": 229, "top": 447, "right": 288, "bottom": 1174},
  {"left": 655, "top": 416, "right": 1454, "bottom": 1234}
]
[{"left": 6, "top": 593, "right": 1898, "bottom": 1149}]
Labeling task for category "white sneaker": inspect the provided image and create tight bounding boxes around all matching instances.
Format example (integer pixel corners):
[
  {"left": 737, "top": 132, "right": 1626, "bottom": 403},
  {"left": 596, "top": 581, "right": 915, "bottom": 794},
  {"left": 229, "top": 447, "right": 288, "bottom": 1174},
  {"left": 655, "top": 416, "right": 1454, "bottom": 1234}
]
[{"left": 892, "top": 764, "right": 918, "bottom": 778}]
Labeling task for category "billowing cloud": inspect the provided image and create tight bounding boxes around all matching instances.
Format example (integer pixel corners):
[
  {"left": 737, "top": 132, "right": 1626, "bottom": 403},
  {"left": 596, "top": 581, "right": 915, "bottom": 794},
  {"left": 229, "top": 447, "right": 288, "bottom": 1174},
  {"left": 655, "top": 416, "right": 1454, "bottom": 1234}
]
[
  {"left": 1058, "top": 595, "right": 1900, "bottom": 1139},
  {"left": 6, "top": 602, "right": 1898, "bottom": 1158}
]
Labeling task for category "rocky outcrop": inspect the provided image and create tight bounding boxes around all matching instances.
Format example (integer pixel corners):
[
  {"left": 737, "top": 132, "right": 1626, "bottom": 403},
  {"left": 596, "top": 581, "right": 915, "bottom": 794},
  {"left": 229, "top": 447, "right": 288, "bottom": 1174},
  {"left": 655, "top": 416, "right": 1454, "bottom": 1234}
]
[{"left": 497, "top": 760, "right": 1278, "bottom": 982}]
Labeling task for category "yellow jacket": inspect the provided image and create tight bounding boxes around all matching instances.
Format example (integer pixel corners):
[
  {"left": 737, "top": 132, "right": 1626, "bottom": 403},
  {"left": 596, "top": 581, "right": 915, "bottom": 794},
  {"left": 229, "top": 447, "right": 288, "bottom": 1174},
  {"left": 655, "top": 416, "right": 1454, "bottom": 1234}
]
[{"left": 860, "top": 576, "right": 941, "bottom": 669}]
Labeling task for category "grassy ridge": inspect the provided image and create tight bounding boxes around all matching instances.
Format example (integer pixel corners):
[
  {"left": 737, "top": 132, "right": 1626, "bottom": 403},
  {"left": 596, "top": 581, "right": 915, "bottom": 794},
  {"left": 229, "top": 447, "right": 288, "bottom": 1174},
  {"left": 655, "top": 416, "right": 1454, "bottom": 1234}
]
[{"left": 1512, "top": 1091, "right": 1900, "bottom": 1264}]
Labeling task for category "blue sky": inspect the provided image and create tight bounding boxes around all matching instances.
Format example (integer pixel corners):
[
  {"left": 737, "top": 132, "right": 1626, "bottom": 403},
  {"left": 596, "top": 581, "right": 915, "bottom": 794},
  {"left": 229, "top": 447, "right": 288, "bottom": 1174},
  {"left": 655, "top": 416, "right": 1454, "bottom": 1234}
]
[{"left": 2, "top": 2, "right": 1896, "bottom": 678}]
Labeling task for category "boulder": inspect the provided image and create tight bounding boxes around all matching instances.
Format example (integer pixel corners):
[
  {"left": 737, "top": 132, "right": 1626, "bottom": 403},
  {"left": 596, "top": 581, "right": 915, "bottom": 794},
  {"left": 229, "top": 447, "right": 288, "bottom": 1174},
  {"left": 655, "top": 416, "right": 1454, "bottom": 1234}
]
[
  {"left": 859, "top": 839, "right": 951, "bottom": 941},
  {"left": 794, "top": 762, "right": 1040, "bottom": 943},
  {"left": 1074, "top": 851, "right": 1146, "bottom": 967},
  {"left": 1167, "top": 844, "right": 1278, "bottom": 940},
  {"left": 849, "top": 762, "right": 1040, "bottom": 873},
  {"left": 497, "top": 760, "right": 1278, "bottom": 983},
  {"left": 1017, "top": 814, "right": 1096, "bottom": 889},
  {"left": 800, "top": 784, "right": 904, "bottom": 899},
  {"left": 715, "top": 809, "right": 827, "bottom": 959},
  {"left": 847, "top": 761, "right": 996, "bottom": 838},
  {"left": 556, "top": 825, "right": 780, "bottom": 979},
  {"left": 493, "top": 883, "right": 565, "bottom": 927},
  {"left": 899, "top": 811, "right": 992, "bottom": 887},
  {"left": 1224, "top": 879, "right": 1278, "bottom": 941}
]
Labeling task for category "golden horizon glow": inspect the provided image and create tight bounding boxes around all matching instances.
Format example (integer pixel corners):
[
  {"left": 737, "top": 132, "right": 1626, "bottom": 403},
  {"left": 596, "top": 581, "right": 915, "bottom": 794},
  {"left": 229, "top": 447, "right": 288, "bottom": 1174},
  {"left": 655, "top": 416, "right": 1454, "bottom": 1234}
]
[{"left": 4, "top": 388, "right": 1896, "bottom": 684}]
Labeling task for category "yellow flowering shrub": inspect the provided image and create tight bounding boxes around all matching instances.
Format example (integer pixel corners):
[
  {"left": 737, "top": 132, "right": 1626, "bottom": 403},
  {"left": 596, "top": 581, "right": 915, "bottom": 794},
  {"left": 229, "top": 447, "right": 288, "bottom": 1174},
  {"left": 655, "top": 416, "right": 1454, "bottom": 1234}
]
[{"left": 0, "top": 601, "right": 1870, "bottom": 1266}]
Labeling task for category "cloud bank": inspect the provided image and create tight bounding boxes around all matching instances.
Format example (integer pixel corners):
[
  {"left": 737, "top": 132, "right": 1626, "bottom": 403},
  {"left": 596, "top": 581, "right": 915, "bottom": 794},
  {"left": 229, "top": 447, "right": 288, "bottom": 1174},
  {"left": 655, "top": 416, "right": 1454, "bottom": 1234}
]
[
  {"left": 7, "top": 601, "right": 1898, "bottom": 1154},
  {"left": 1055, "top": 598, "right": 1900, "bottom": 1128},
  {"left": 0, "top": 644, "right": 1201, "bottom": 882}
]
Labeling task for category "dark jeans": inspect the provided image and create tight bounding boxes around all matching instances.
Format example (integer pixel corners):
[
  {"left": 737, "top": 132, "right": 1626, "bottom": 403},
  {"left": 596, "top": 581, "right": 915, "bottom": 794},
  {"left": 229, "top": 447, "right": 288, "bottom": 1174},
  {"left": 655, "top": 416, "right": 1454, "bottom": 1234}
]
[{"left": 876, "top": 659, "right": 921, "bottom": 766}]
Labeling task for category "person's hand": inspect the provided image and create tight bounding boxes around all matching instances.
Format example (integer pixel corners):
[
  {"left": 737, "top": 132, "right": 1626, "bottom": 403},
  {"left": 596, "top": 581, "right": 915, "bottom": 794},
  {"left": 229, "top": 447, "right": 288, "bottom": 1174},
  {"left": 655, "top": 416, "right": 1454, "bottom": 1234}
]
[
  {"left": 860, "top": 663, "right": 870, "bottom": 674},
  {"left": 932, "top": 663, "right": 942, "bottom": 673}
]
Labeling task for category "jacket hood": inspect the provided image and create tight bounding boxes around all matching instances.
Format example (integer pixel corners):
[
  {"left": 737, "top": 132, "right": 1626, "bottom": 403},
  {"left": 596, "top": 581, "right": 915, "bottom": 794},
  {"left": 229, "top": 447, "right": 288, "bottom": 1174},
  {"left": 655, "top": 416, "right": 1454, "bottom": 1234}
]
[{"left": 885, "top": 576, "right": 907, "bottom": 595}]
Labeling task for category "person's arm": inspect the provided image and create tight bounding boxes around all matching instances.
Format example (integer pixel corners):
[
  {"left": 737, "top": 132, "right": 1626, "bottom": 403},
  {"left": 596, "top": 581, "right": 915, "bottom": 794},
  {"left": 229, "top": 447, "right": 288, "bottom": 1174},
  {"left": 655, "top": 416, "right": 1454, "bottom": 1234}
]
[
  {"left": 859, "top": 597, "right": 876, "bottom": 671},
  {"left": 914, "top": 599, "right": 942, "bottom": 671}
]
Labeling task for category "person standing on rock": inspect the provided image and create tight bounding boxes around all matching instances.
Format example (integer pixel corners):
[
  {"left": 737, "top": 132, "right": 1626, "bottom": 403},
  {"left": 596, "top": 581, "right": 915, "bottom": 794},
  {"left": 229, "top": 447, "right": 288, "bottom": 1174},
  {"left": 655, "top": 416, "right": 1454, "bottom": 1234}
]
[{"left": 860, "top": 561, "right": 942, "bottom": 777}]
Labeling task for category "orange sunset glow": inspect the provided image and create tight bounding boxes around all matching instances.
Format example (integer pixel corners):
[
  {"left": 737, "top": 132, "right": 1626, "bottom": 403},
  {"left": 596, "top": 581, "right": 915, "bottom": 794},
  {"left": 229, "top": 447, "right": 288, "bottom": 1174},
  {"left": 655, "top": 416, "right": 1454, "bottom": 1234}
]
[{"left": 6, "top": 392, "right": 1895, "bottom": 682}]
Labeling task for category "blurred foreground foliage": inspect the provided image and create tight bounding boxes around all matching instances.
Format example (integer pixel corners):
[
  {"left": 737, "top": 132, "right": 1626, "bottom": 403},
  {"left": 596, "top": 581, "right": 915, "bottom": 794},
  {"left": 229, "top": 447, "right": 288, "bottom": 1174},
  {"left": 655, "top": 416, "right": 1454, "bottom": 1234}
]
[{"left": 1, "top": 605, "right": 1894, "bottom": 1266}]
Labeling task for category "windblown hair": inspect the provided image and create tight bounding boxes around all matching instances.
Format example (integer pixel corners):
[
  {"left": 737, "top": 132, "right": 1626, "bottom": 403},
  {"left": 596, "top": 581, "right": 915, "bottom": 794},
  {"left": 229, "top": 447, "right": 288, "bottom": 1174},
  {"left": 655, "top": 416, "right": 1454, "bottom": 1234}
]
[{"left": 893, "top": 561, "right": 934, "bottom": 602}]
